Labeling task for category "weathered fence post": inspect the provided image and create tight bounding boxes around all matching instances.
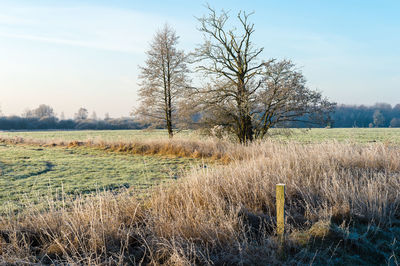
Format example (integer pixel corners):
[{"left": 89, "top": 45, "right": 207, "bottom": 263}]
[{"left": 276, "top": 183, "right": 285, "bottom": 254}]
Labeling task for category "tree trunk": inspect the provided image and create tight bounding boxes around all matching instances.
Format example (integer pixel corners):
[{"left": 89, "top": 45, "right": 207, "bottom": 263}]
[
  {"left": 237, "top": 115, "right": 253, "bottom": 143},
  {"left": 167, "top": 117, "right": 173, "bottom": 138},
  {"left": 244, "top": 114, "right": 253, "bottom": 143},
  {"left": 237, "top": 76, "right": 254, "bottom": 143}
]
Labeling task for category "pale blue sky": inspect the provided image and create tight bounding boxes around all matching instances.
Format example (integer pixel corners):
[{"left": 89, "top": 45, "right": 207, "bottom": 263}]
[{"left": 0, "top": 0, "right": 399, "bottom": 118}]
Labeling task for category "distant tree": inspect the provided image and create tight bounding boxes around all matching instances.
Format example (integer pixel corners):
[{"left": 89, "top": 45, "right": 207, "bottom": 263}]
[
  {"left": 373, "top": 110, "right": 385, "bottom": 127},
  {"left": 189, "top": 7, "right": 334, "bottom": 142},
  {"left": 390, "top": 118, "right": 400, "bottom": 128},
  {"left": 373, "top": 102, "right": 392, "bottom": 110},
  {"left": 74, "top": 108, "right": 88, "bottom": 120},
  {"left": 22, "top": 108, "right": 34, "bottom": 118},
  {"left": 38, "top": 116, "right": 58, "bottom": 129},
  {"left": 91, "top": 111, "right": 97, "bottom": 120},
  {"left": 134, "top": 24, "right": 190, "bottom": 138},
  {"left": 104, "top": 112, "right": 110, "bottom": 121},
  {"left": 34, "top": 104, "right": 55, "bottom": 118},
  {"left": 60, "top": 112, "right": 65, "bottom": 120},
  {"left": 394, "top": 104, "right": 400, "bottom": 118},
  {"left": 22, "top": 104, "right": 54, "bottom": 119}
]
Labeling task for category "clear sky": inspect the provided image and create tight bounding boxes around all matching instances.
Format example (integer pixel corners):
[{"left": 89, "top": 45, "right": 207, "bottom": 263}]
[{"left": 0, "top": 0, "right": 399, "bottom": 118}]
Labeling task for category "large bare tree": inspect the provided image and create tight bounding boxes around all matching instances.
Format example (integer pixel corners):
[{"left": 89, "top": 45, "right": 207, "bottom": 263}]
[
  {"left": 193, "top": 7, "right": 265, "bottom": 143},
  {"left": 190, "top": 7, "right": 334, "bottom": 143},
  {"left": 134, "top": 24, "right": 189, "bottom": 138}
]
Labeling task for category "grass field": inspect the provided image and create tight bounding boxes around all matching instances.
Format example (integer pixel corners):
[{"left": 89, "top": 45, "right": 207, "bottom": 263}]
[
  {"left": 0, "top": 128, "right": 399, "bottom": 264},
  {"left": 0, "top": 129, "right": 194, "bottom": 142},
  {"left": 274, "top": 128, "right": 400, "bottom": 143},
  {"left": 0, "top": 143, "right": 197, "bottom": 212},
  {"left": 1, "top": 128, "right": 400, "bottom": 143}
]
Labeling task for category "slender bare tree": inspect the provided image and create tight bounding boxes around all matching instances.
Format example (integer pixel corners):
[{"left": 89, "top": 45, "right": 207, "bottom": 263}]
[
  {"left": 134, "top": 24, "right": 189, "bottom": 138},
  {"left": 190, "top": 7, "right": 334, "bottom": 143}
]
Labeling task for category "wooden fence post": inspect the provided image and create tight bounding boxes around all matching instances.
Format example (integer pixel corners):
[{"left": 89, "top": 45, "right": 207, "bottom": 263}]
[{"left": 276, "top": 183, "right": 286, "bottom": 253}]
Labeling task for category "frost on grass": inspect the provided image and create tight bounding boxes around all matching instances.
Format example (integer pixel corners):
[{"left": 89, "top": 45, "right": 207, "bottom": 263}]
[{"left": 0, "top": 139, "right": 399, "bottom": 264}]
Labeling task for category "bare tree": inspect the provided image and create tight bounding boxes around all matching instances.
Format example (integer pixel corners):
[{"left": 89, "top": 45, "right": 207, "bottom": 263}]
[
  {"left": 104, "top": 113, "right": 110, "bottom": 121},
  {"left": 190, "top": 7, "right": 334, "bottom": 143},
  {"left": 134, "top": 24, "right": 189, "bottom": 138},
  {"left": 390, "top": 118, "right": 400, "bottom": 128},
  {"left": 75, "top": 108, "right": 88, "bottom": 121},
  {"left": 373, "top": 110, "right": 385, "bottom": 127},
  {"left": 91, "top": 111, "right": 97, "bottom": 121},
  {"left": 192, "top": 7, "right": 266, "bottom": 143},
  {"left": 34, "top": 104, "right": 55, "bottom": 118},
  {"left": 22, "top": 104, "right": 55, "bottom": 119},
  {"left": 22, "top": 108, "right": 34, "bottom": 118}
]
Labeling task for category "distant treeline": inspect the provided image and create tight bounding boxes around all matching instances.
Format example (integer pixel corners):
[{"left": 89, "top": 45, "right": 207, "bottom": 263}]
[
  {"left": 331, "top": 103, "right": 400, "bottom": 128},
  {"left": 274, "top": 103, "right": 400, "bottom": 128},
  {"left": 0, "top": 116, "right": 143, "bottom": 130},
  {"left": 0, "top": 105, "right": 143, "bottom": 131},
  {"left": 0, "top": 103, "right": 399, "bottom": 131}
]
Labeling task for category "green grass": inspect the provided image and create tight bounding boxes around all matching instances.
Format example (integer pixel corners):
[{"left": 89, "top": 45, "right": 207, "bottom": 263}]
[{"left": 0, "top": 143, "right": 198, "bottom": 212}]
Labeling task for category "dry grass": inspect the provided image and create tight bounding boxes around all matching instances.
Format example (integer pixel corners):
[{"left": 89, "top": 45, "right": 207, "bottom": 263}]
[
  {"left": 0, "top": 140, "right": 399, "bottom": 265},
  {"left": 0, "top": 136, "right": 234, "bottom": 163},
  {"left": 0, "top": 191, "right": 144, "bottom": 264}
]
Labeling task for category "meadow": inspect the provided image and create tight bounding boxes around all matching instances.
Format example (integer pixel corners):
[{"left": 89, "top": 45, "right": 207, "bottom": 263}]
[
  {"left": 0, "top": 143, "right": 196, "bottom": 212},
  {"left": 1, "top": 127, "right": 400, "bottom": 143},
  {"left": 0, "top": 129, "right": 194, "bottom": 142},
  {"left": 0, "top": 128, "right": 399, "bottom": 264},
  {"left": 273, "top": 127, "right": 400, "bottom": 143}
]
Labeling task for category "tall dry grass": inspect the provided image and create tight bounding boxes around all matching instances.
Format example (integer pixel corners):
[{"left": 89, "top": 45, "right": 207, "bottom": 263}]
[
  {"left": 147, "top": 141, "right": 400, "bottom": 264},
  {"left": 0, "top": 140, "right": 399, "bottom": 264},
  {"left": 0, "top": 136, "right": 234, "bottom": 162}
]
